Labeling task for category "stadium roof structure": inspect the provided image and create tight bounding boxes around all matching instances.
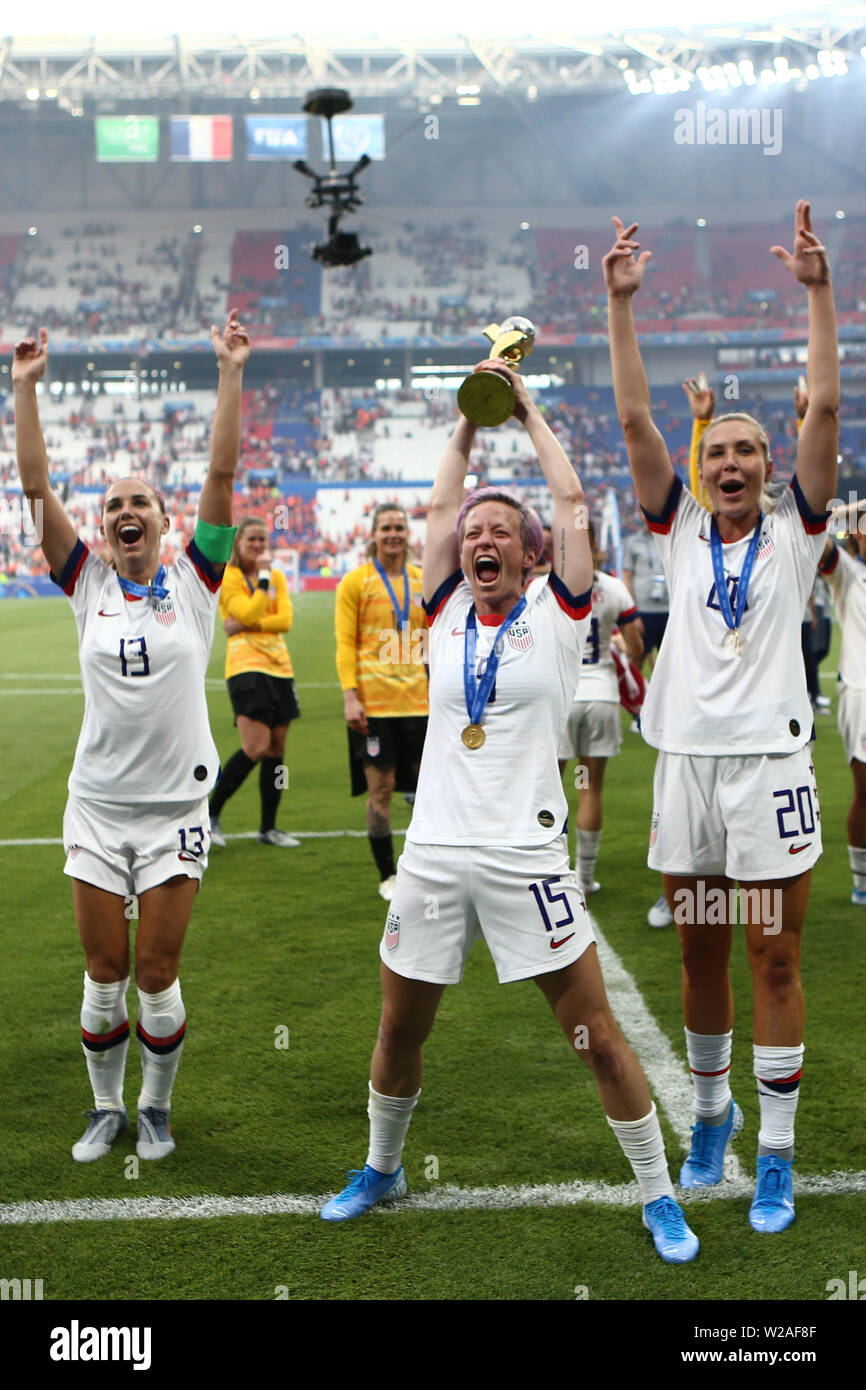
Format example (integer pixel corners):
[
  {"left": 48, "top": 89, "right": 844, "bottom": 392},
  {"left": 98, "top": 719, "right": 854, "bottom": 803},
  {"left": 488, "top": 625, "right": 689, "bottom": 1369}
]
[{"left": 0, "top": 19, "right": 864, "bottom": 108}]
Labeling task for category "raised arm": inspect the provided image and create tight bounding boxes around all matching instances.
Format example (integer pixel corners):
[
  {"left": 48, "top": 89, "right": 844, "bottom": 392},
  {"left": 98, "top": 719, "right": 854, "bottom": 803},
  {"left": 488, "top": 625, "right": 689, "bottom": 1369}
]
[
  {"left": 502, "top": 365, "right": 592, "bottom": 598},
  {"left": 12, "top": 328, "right": 79, "bottom": 576},
  {"left": 422, "top": 415, "right": 477, "bottom": 602},
  {"left": 198, "top": 308, "right": 251, "bottom": 528},
  {"left": 770, "top": 201, "right": 838, "bottom": 514},
  {"left": 683, "top": 376, "right": 714, "bottom": 510},
  {"left": 603, "top": 218, "right": 676, "bottom": 517}
]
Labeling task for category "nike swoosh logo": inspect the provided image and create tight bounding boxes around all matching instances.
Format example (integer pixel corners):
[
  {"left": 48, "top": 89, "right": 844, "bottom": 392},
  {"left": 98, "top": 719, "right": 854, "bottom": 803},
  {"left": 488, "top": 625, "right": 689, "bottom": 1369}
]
[
  {"left": 451, "top": 628, "right": 465, "bottom": 636},
  {"left": 550, "top": 933, "right": 576, "bottom": 949},
  {"left": 788, "top": 843, "right": 809, "bottom": 855},
  {"left": 177, "top": 851, "right": 200, "bottom": 862},
  {"left": 98, "top": 610, "right": 121, "bottom": 617}
]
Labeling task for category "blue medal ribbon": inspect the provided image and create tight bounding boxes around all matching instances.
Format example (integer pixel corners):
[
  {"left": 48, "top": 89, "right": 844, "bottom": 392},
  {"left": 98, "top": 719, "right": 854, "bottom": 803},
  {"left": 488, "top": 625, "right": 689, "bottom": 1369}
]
[
  {"left": 116, "top": 564, "right": 169, "bottom": 601},
  {"left": 464, "top": 596, "right": 527, "bottom": 726},
  {"left": 709, "top": 514, "right": 762, "bottom": 641},
  {"left": 374, "top": 558, "right": 410, "bottom": 628}
]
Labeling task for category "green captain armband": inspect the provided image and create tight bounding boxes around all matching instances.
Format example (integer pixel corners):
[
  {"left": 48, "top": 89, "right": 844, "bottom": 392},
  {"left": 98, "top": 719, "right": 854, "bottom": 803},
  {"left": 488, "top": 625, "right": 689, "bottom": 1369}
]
[{"left": 194, "top": 518, "right": 237, "bottom": 564}]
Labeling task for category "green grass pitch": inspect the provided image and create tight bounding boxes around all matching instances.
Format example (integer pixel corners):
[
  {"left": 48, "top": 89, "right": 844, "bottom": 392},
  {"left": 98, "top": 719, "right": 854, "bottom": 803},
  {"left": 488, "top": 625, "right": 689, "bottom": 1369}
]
[{"left": 0, "top": 594, "right": 864, "bottom": 1302}]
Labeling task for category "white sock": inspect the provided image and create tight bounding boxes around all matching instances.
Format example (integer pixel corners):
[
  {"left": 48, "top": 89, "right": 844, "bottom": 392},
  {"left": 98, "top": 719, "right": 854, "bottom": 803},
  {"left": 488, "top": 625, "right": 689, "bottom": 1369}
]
[
  {"left": 849, "top": 845, "right": 866, "bottom": 893},
  {"left": 365, "top": 1082, "right": 420, "bottom": 1175},
  {"left": 754, "top": 1043, "right": 803, "bottom": 1155},
  {"left": 136, "top": 980, "right": 186, "bottom": 1111},
  {"left": 606, "top": 1103, "right": 674, "bottom": 1205},
  {"left": 685, "top": 1028, "right": 733, "bottom": 1122},
  {"left": 577, "top": 829, "right": 601, "bottom": 886},
  {"left": 80, "top": 973, "right": 129, "bottom": 1111}
]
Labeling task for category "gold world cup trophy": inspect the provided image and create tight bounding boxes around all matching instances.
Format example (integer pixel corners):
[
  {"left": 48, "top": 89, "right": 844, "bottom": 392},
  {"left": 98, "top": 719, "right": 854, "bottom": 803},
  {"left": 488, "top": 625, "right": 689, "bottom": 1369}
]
[{"left": 457, "top": 316, "right": 536, "bottom": 427}]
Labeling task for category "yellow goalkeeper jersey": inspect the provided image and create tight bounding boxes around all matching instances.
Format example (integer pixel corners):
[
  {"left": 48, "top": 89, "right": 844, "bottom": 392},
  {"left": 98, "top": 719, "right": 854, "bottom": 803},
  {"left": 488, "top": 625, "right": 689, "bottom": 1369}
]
[
  {"left": 220, "top": 564, "right": 294, "bottom": 679},
  {"left": 689, "top": 417, "right": 712, "bottom": 511},
  {"left": 335, "top": 561, "right": 428, "bottom": 717}
]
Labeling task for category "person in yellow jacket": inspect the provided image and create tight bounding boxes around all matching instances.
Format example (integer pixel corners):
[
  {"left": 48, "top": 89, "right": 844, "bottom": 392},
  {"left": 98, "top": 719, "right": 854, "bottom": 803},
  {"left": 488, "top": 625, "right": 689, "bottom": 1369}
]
[
  {"left": 336, "top": 504, "right": 429, "bottom": 900},
  {"left": 209, "top": 515, "right": 300, "bottom": 848}
]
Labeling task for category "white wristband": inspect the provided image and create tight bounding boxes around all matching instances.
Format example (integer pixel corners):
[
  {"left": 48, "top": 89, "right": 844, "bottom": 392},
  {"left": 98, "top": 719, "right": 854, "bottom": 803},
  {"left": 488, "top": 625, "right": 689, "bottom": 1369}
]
[{"left": 258, "top": 568, "right": 271, "bottom": 583}]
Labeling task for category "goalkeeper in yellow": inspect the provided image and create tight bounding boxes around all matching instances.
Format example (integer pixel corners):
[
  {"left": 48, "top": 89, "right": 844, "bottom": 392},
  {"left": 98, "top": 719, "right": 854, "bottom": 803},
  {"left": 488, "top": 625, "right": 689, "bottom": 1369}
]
[
  {"left": 336, "top": 504, "right": 429, "bottom": 900},
  {"left": 209, "top": 516, "right": 301, "bottom": 848}
]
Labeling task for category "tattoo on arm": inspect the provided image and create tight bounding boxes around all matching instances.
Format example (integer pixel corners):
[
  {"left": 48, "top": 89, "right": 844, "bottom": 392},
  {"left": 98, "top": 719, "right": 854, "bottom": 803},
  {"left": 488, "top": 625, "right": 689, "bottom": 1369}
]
[{"left": 559, "top": 528, "right": 566, "bottom": 575}]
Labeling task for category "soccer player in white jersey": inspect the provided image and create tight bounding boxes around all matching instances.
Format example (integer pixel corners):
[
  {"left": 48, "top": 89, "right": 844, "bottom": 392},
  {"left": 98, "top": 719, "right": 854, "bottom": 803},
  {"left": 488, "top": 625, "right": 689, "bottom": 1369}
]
[
  {"left": 819, "top": 510, "right": 866, "bottom": 906},
  {"left": 558, "top": 519, "right": 643, "bottom": 894},
  {"left": 12, "top": 311, "right": 250, "bottom": 1163},
  {"left": 321, "top": 360, "right": 700, "bottom": 1263},
  {"left": 605, "top": 200, "right": 839, "bottom": 1234}
]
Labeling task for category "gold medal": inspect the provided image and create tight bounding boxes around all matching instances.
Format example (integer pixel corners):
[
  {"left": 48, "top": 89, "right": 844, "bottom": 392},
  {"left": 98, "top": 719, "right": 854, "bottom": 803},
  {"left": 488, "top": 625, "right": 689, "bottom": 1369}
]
[
  {"left": 728, "top": 628, "right": 744, "bottom": 658},
  {"left": 461, "top": 723, "right": 486, "bottom": 749}
]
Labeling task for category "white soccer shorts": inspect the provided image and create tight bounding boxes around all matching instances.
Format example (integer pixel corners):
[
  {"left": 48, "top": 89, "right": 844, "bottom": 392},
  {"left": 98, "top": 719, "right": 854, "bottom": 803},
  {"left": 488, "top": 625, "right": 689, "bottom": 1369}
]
[
  {"left": 647, "top": 747, "right": 822, "bottom": 881},
  {"left": 380, "top": 837, "right": 595, "bottom": 985},
  {"left": 558, "top": 700, "right": 622, "bottom": 761},
  {"left": 838, "top": 686, "right": 866, "bottom": 766},
  {"left": 63, "top": 794, "right": 211, "bottom": 897}
]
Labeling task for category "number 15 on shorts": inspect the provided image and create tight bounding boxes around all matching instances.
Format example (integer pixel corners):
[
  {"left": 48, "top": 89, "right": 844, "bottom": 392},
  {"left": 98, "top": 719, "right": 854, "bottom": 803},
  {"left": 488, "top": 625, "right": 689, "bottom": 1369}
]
[{"left": 528, "top": 876, "right": 577, "bottom": 949}]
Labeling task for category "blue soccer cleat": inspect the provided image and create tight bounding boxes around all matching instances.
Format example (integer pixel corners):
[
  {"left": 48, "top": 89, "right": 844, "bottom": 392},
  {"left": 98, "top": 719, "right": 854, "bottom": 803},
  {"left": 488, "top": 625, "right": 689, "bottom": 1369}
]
[
  {"left": 642, "top": 1195, "right": 700, "bottom": 1263},
  {"left": 679, "top": 1100, "right": 743, "bottom": 1188},
  {"left": 72, "top": 1107, "right": 128, "bottom": 1163},
  {"left": 749, "top": 1154, "right": 795, "bottom": 1232},
  {"left": 851, "top": 888, "right": 866, "bottom": 906},
  {"left": 320, "top": 1164, "right": 407, "bottom": 1222}
]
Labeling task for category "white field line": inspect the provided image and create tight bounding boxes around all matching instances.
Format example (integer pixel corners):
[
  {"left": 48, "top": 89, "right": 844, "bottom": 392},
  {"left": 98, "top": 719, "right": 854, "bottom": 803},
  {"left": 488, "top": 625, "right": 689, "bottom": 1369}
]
[
  {"left": 591, "top": 919, "right": 694, "bottom": 1148},
  {"left": 2, "top": 1171, "right": 865, "bottom": 1227},
  {"left": 0, "top": 879, "right": 853, "bottom": 1227}
]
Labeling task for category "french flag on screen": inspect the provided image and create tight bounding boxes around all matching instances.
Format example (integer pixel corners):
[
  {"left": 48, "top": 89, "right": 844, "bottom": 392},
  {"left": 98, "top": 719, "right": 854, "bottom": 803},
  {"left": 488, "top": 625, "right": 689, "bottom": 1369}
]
[{"left": 170, "top": 115, "right": 234, "bottom": 161}]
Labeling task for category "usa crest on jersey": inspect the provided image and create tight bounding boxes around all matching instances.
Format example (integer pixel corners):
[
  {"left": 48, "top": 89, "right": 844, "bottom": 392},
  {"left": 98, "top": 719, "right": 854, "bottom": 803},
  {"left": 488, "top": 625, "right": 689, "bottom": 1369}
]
[
  {"left": 152, "top": 597, "right": 176, "bottom": 627},
  {"left": 507, "top": 617, "right": 534, "bottom": 651}
]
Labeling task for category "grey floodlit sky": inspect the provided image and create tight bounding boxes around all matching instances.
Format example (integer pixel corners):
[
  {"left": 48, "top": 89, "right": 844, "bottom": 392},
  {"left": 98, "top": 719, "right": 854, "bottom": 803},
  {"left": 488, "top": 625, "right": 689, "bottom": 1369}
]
[{"left": 3, "top": 1, "right": 852, "bottom": 39}]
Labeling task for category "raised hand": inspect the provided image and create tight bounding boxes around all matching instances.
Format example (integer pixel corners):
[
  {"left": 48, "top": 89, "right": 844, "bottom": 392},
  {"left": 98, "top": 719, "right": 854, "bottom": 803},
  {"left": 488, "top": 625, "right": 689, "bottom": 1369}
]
[
  {"left": 683, "top": 376, "right": 715, "bottom": 421},
  {"left": 473, "top": 358, "right": 534, "bottom": 424},
  {"left": 603, "top": 217, "right": 652, "bottom": 297},
  {"left": 211, "top": 307, "right": 251, "bottom": 366},
  {"left": 770, "top": 200, "right": 829, "bottom": 287},
  {"left": 12, "top": 327, "right": 49, "bottom": 386},
  {"left": 793, "top": 378, "right": 809, "bottom": 420}
]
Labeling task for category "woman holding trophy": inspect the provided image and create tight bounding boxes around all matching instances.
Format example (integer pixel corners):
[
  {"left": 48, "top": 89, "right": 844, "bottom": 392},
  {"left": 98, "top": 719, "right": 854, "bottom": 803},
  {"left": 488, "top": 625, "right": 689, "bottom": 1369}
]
[{"left": 321, "top": 327, "right": 700, "bottom": 1265}]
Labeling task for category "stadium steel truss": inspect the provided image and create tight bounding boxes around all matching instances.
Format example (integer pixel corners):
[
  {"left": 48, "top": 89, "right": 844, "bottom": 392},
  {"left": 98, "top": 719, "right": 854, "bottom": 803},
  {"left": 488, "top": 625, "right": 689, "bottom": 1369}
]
[{"left": 0, "top": 23, "right": 863, "bottom": 108}]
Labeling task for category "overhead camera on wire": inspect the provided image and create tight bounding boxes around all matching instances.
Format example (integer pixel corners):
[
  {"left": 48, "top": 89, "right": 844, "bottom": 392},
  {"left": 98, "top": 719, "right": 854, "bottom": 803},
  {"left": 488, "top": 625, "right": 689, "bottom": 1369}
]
[{"left": 294, "top": 89, "right": 373, "bottom": 268}]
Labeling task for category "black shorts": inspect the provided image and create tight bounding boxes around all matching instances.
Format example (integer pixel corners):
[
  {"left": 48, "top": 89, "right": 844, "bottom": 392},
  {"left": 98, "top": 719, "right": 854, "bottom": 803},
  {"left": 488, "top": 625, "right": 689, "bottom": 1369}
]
[
  {"left": 227, "top": 672, "right": 300, "bottom": 728},
  {"left": 348, "top": 715, "right": 428, "bottom": 797},
  {"left": 637, "top": 610, "right": 668, "bottom": 656}
]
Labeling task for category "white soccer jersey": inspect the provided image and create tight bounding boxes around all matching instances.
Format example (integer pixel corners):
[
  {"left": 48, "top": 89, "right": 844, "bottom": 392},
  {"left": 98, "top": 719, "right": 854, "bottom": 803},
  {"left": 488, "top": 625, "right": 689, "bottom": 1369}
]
[
  {"left": 53, "top": 537, "right": 222, "bottom": 803},
  {"left": 639, "top": 476, "right": 828, "bottom": 756},
  {"left": 820, "top": 544, "right": 866, "bottom": 690},
  {"left": 575, "top": 570, "right": 638, "bottom": 703},
  {"left": 405, "top": 570, "right": 591, "bottom": 847}
]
